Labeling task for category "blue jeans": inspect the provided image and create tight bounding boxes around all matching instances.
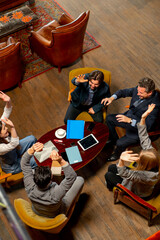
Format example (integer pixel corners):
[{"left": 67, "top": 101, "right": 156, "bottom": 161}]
[{"left": 1, "top": 135, "right": 37, "bottom": 174}]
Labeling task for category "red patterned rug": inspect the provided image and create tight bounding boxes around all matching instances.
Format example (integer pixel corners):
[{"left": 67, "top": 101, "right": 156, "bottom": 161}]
[{"left": 0, "top": 0, "right": 101, "bottom": 82}]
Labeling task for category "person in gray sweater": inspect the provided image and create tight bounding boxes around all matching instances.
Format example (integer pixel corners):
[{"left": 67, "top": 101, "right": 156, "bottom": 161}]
[
  {"left": 105, "top": 104, "right": 160, "bottom": 199},
  {"left": 21, "top": 142, "right": 84, "bottom": 218}
]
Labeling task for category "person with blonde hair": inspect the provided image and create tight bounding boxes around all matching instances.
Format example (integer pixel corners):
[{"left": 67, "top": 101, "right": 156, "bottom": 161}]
[{"left": 105, "top": 104, "right": 160, "bottom": 199}]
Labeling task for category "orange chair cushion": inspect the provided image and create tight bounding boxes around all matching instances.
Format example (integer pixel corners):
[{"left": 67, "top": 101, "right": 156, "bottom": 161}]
[{"left": 37, "top": 20, "right": 61, "bottom": 41}]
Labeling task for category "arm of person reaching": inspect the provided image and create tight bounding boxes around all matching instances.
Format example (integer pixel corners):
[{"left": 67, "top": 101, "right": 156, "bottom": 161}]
[
  {"left": 0, "top": 91, "right": 12, "bottom": 120},
  {"left": 137, "top": 104, "right": 155, "bottom": 150},
  {"left": 101, "top": 87, "right": 135, "bottom": 106},
  {"left": 0, "top": 118, "right": 19, "bottom": 155},
  {"left": 90, "top": 83, "right": 111, "bottom": 114},
  {"left": 117, "top": 151, "right": 158, "bottom": 184},
  {"left": 71, "top": 74, "right": 89, "bottom": 86},
  {"left": 117, "top": 151, "right": 149, "bottom": 182},
  {"left": 20, "top": 142, "right": 43, "bottom": 195},
  {"left": 145, "top": 104, "right": 160, "bottom": 131},
  {"left": 50, "top": 150, "right": 77, "bottom": 201}
]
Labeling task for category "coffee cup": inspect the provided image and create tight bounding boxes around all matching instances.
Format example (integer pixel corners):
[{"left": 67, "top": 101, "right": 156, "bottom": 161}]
[{"left": 57, "top": 128, "right": 65, "bottom": 137}]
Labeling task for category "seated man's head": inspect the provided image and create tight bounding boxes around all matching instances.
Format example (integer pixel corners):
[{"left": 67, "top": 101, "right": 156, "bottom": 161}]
[
  {"left": 88, "top": 70, "right": 104, "bottom": 90},
  {"left": 138, "top": 77, "right": 155, "bottom": 99},
  {"left": 34, "top": 166, "right": 52, "bottom": 190}
]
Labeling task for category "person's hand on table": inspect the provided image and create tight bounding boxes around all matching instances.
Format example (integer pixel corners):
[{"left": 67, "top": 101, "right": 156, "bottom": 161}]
[
  {"left": 50, "top": 150, "right": 67, "bottom": 166},
  {"left": 28, "top": 142, "right": 44, "bottom": 155}
]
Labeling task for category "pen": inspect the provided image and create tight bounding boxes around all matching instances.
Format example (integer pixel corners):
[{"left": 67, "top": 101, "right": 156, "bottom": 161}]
[
  {"left": 54, "top": 139, "right": 63, "bottom": 143},
  {"left": 57, "top": 142, "right": 65, "bottom": 146}
]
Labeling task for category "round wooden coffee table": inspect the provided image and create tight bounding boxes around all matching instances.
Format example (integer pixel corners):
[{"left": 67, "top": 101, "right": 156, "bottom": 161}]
[{"left": 36, "top": 122, "right": 109, "bottom": 171}]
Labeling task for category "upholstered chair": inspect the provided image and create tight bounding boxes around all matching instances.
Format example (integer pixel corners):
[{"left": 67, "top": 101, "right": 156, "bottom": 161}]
[
  {"left": 0, "top": 162, "right": 23, "bottom": 188},
  {"left": 68, "top": 67, "right": 111, "bottom": 122},
  {"left": 29, "top": 11, "right": 90, "bottom": 72},
  {"left": 114, "top": 183, "right": 160, "bottom": 226},
  {"left": 0, "top": 37, "right": 23, "bottom": 91},
  {"left": 14, "top": 197, "right": 78, "bottom": 233}
]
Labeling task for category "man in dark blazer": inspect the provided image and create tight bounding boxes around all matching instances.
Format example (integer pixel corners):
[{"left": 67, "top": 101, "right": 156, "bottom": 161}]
[
  {"left": 101, "top": 77, "right": 160, "bottom": 161},
  {"left": 64, "top": 70, "right": 111, "bottom": 124}
]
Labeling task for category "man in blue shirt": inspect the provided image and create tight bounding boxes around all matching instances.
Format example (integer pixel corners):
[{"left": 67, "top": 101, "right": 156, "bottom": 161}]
[
  {"left": 64, "top": 70, "right": 111, "bottom": 124},
  {"left": 101, "top": 77, "right": 160, "bottom": 161}
]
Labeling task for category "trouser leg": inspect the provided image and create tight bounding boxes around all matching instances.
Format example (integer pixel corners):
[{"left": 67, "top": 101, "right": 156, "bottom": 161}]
[
  {"left": 106, "top": 114, "right": 127, "bottom": 143},
  {"left": 64, "top": 103, "right": 83, "bottom": 124},
  {"left": 105, "top": 164, "right": 123, "bottom": 190},
  {"left": 115, "top": 135, "right": 140, "bottom": 153},
  {"left": 89, "top": 110, "right": 103, "bottom": 123}
]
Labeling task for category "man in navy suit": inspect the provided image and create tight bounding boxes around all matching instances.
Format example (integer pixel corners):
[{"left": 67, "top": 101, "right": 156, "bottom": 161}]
[
  {"left": 101, "top": 77, "right": 160, "bottom": 161},
  {"left": 64, "top": 70, "right": 110, "bottom": 124}
]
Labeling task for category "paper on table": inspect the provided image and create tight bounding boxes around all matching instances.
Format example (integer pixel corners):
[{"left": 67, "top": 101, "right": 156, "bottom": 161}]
[{"left": 34, "top": 141, "right": 58, "bottom": 163}]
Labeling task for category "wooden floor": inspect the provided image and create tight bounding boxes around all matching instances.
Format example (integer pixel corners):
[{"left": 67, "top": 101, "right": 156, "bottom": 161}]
[{"left": 1, "top": 0, "right": 160, "bottom": 239}]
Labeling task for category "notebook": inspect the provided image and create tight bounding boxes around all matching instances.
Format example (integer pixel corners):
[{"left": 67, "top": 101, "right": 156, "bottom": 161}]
[
  {"left": 66, "top": 120, "right": 85, "bottom": 139},
  {"left": 34, "top": 141, "right": 58, "bottom": 163},
  {"left": 65, "top": 146, "right": 82, "bottom": 164}
]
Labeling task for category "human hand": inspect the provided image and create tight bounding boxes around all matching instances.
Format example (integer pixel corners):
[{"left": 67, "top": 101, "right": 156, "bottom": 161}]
[
  {"left": 50, "top": 150, "right": 62, "bottom": 162},
  {"left": 28, "top": 142, "right": 43, "bottom": 155},
  {"left": 120, "top": 150, "right": 139, "bottom": 162},
  {"left": 116, "top": 114, "right": 131, "bottom": 123},
  {"left": 32, "top": 142, "right": 44, "bottom": 152},
  {"left": 75, "top": 74, "right": 88, "bottom": 83},
  {"left": 0, "top": 91, "right": 11, "bottom": 103},
  {"left": 141, "top": 104, "right": 156, "bottom": 119},
  {"left": 1, "top": 118, "right": 14, "bottom": 128},
  {"left": 101, "top": 97, "right": 114, "bottom": 106},
  {"left": 88, "top": 107, "right": 95, "bottom": 114}
]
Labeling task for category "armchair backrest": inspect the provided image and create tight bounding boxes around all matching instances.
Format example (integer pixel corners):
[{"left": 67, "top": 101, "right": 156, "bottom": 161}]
[
  {"left": 0, "top": 41, "right": 22, "bottom": 91},
  {"left": 56, "top": 11, "right": 87, "bottom": 32},
  {"left": 50, "top": 11, "right": 90, "bottom": 67},
  {"left": 69, "top": 67, "right": 111, "bottom": 90}
]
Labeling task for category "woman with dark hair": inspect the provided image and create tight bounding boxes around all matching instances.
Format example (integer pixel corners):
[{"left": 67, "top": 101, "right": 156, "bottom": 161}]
[
  {"left": 105, "top": 104, "right": 160, "bottom": 199},
  {"left": 64, "top": 70, "right": 110, "bottom": 124},
  {"left": 0, "top": 91, "right": 37, "bottom": 174}
]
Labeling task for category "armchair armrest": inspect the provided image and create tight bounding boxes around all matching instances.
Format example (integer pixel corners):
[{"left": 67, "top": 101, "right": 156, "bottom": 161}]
[
  {"left": 116, "top": 184, "right": 157, "bottom": 212},
  {"left": 68, "top": 89, "right": 74, "bottom": 102},
  {"left": 148, "top": 130, "right": 160, "bottom": 136},
  {"left": 58, "top": 13, "right": 74, "bottom": 25},
  {"left": 0, "top": 173, "right": 12, "bottom": 182},
  {"left": 30, "top": 31, "right": 52, "bottom": 48}
]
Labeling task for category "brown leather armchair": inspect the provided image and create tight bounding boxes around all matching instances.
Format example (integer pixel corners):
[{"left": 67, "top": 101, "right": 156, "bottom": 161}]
[
  {"left": 0, "top": 37, "right": 23, "bottom": 91},
  {"left": 29, "top": 11, "right": 90, "bottom": 72}
]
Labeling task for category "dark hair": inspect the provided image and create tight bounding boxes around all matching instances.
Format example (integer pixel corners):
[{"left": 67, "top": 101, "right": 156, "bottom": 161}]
[
  {"left": 138, "top": 77, "right": 155, "bottom": 93},
  {"left": 0, "top": 120, "right": 9, "bottom": 144},
  {"left": 34, "top": 166, "right": 52, "bottom": 189},
  {"left": 88, "top": 70, "right": 104, "bottom": 84}
]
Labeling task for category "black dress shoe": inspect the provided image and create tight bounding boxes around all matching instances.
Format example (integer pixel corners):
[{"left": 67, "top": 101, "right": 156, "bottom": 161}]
[{"left": 107, "top": 153, "right": 120, "bottom": 162}]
